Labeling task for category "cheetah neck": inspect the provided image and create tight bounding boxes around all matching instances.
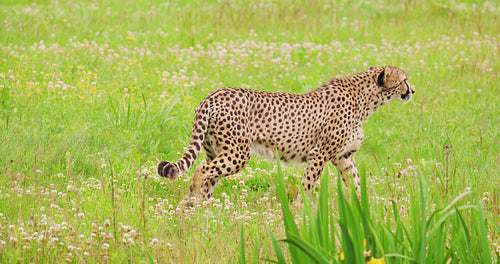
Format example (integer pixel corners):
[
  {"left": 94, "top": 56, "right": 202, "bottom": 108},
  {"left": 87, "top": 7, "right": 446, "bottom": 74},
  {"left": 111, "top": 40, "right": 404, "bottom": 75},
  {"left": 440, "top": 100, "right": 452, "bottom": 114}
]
[{"left": 342, "top": 71, "right": 390, "bottom": 121}]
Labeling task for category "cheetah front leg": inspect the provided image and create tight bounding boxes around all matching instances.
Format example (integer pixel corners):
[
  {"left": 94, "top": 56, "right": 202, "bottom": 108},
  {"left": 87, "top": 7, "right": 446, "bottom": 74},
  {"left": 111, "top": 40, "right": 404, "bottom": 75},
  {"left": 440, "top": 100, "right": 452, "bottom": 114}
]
[
  {"left": 337, "top": 128, "right": 364, "bottom": 194},
  {"left": 337, "top": 152, "right": 361, "bottom": 194},
  {"left": 298, "top": 148, "right": 328, "bottom": 204}
]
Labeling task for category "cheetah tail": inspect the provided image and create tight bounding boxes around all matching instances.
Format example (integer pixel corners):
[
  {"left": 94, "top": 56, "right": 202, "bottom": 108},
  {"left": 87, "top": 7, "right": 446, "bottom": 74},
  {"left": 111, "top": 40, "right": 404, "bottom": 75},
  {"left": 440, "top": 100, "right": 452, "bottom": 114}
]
[{"left": 157, "top": 101, "right": 209, "bottom": 180}]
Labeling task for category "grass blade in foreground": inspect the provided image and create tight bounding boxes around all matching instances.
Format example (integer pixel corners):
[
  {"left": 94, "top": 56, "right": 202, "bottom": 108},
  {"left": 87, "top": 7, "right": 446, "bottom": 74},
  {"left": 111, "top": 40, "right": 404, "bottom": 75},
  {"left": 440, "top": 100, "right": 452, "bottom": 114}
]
[
  {"left": 274, "top": 153, "right": 308, "bottom": 264},
  {"left": 240, "top": 225, "right": 246, "bottom": 264},
  {"left": 266, "top": 162, "right": 500, "bottom": 264},
  {"left": 268, "top": 225, "right": 287, "bottom": 264}
]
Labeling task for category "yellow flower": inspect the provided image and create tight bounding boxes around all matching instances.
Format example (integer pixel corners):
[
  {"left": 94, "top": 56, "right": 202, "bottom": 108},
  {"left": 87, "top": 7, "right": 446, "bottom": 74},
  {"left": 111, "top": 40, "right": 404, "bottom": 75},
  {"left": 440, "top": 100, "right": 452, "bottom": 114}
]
[
  {"left": 366, "top": 257, "right": 385, "bottom": 264},
  {"left": 126, "top": 36, "right": 135, "bottom": 40},
  {"left": 340, "top": 252, "right": 344, "bottom": 261}
]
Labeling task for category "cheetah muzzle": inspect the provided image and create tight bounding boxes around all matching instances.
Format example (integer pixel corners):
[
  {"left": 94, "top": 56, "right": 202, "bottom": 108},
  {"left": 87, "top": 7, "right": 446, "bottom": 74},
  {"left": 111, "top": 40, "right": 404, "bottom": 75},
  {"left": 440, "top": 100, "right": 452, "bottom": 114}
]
[{"left": 158, "top": 66, "right": 414, "bottom": 201}]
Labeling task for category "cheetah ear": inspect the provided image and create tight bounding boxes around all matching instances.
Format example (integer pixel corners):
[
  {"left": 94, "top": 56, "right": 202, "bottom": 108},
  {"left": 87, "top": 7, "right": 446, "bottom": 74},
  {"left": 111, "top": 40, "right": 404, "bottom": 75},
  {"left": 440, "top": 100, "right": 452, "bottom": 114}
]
[
  {"left": 376, "top": 69, "right": 385, "bottom": 87},
  {"left": 376, "top": 66, "right": 392, "bottom": 87},
  {"left": 367, "top": 66, "right": 377, "bottom": 71}
]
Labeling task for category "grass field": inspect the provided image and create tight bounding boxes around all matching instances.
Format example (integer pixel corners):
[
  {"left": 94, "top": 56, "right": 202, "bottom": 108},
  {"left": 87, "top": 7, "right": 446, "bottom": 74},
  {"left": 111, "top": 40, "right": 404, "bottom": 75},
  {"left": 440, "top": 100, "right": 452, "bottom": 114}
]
[{"left": 0, "top": 0, "right": 499, "bottom": 263}]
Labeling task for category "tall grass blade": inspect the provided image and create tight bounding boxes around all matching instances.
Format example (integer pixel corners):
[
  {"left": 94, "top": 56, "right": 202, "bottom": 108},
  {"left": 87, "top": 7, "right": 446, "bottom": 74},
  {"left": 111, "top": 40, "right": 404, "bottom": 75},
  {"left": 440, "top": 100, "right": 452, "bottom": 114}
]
[
  {"left": 428, "top": 206, "right": 475, "bottom": 237},
  {"left": 106, "top": 93, "right": 119, "bottom": 127},
  {"left": 454, "top": 205, "right": 472, "bottom": 260},
  {"left": 125, "top": 97, "right": 131, "bottom": 128},
  {"left": 483, "top": 212, "right": 500, "bottom": 233},
  {"left": 157, "top": 97, "right": 179, "bottom": 131},
  {"left": 240, "top": 225, "right": 246, "bottom": 264},
  {"left": 336, "top": 175, "right": 363, "bottom": 264},
  {"left": 317, "top": 172, "right": 329, "bottom": 250},
  {"left": 417, "top": 173, "right": 427, "bottom": 263},
  {"left": 145, "top": 249, "right": 155, "bottom": 264},
  {"left": 275, "top": 151, "right": 304, "bottom": 264},
  {"left": 477, "top": 206, "right": 491, "bottom": 264},
  {"left": 253, "top": 240, "right": 259, "bottom": 264},
  {"left": 440, "top": 191, "right": 471, "bottom": 213},
  {"left": 282, "top": 235, "right": 331, "bottom": 264},
  {"left": 385, "top": 253, "right": 417, "bottom": 263},
  {"left": 268, "top": 225, "right": 287, "bottom": 264},
  {"left": 390, "top": 200, "right": 405, "bottom": 255},
  {"left": 300, "top": 187, "right": 317, "bottom": 244}
]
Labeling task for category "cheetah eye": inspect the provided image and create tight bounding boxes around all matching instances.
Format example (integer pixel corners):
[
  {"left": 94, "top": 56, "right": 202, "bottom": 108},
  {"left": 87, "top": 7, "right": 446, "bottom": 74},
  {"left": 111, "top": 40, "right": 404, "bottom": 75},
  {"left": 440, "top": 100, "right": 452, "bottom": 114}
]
[
  {"left": 385, "top": 82, "right": 400, "bottom": 89},
  {"left": 395, "top": 80, "right": 406, "bottom": 88}
]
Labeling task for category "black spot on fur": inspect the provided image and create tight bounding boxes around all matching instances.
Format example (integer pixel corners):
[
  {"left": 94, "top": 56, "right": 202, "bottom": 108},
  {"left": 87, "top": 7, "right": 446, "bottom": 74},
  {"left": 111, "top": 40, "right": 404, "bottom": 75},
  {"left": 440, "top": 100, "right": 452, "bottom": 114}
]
[{"left": 193, "top": 142, "right": 201, "bottom": 151}]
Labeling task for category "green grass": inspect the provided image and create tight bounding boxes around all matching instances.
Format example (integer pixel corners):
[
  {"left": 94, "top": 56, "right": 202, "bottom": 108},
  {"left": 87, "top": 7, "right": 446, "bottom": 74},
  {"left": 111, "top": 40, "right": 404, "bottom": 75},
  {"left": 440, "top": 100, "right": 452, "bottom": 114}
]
[
  {"left": 0, "top": 0, "right": 499, "bottom": 263},
  {"left": 259, "top": 158, "right": 499, "bottom": 263}
]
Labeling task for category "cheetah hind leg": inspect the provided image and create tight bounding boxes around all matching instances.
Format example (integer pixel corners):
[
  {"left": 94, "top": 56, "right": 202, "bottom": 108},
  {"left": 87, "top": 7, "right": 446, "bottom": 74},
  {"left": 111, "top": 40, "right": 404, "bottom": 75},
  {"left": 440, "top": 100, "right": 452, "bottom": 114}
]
[
  {"left": 201, "top": 176, "right": 220, "bottom": 200},
  {"left": 187, "top": 163, "right": 205, "bottom": 206},
  {"left": 293, "top": 192, "right": 304, "bottom": 207},
  {"left": 198, "top": 150, "right": 250, "bottom": 201}
]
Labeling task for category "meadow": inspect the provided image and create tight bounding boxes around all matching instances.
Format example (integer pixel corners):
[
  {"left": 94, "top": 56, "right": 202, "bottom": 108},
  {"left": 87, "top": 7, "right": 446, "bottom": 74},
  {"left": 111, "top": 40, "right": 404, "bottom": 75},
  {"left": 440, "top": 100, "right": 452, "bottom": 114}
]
[{"left": 0, "top": 0, "right": 499, "bottom": 263}]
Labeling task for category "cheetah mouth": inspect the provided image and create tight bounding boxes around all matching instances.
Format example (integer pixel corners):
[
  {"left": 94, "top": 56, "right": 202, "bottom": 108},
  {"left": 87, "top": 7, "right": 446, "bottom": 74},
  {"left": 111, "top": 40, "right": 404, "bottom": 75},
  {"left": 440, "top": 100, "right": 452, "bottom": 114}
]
[
  {"left": 401, "top": 90, "right": 411, "bottom": 101},
  {"left": 400, "top": 80, "right": 412, "bottom": 102}
]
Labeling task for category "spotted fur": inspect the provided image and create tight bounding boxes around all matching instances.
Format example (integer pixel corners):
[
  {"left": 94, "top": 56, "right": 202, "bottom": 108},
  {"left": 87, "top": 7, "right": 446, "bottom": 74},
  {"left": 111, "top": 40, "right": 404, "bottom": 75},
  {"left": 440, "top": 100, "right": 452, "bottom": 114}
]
[{"left": 158, "top": 66, "right": 414, "bottom": 200}]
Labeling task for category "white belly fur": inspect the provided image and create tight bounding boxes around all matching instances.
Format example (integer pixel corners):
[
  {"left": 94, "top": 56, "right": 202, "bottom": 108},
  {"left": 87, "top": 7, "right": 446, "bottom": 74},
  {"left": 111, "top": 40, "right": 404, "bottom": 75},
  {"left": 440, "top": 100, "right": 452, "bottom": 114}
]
[
  {"left": 250, "top": 141, "right": 276, "bottom": 161},
  {"left": 336, "top": 128, "right": 364, "bottom": 159}
]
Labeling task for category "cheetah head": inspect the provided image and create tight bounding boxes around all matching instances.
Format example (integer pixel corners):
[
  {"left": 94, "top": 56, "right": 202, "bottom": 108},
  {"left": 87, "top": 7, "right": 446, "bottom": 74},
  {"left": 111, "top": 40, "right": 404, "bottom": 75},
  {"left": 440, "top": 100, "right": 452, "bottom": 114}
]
[{"left": 368, "top": 66, "right": 414, "bottom": 103}]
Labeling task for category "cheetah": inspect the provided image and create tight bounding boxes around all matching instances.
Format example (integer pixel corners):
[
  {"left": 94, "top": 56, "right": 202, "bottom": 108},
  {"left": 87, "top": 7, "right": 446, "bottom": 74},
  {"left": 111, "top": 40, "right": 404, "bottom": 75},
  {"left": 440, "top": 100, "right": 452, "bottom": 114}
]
[{"left": 158, "top": 66, "right": 414, "bottom": 201}]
